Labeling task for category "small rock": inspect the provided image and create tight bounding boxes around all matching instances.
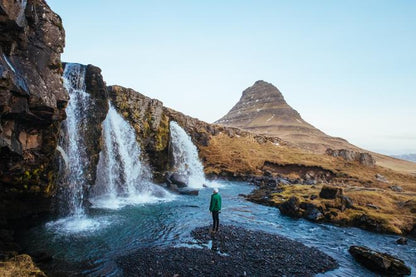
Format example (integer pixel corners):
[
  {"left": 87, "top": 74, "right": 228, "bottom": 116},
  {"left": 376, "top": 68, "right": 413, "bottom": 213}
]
[
  {"left": 389, "top": 185, "right": 403, "bottom": 192},
  {"left": 375, "top": 173, "right": 389, "bottom": 183},
  {"left": 310, "top": 195, "right": 318, "bottom": 200},
  {"left": 340, "top": 195, "right": 354, "bottom": 210},
  {"left": 366, "top": 203, "right": 379, "bottom": 210},
  {"left": 303, "top": 179, "right": 316, "bottom": 185},
  {"left": 396, "top": 237, "right": 407, "bottom": 245}
]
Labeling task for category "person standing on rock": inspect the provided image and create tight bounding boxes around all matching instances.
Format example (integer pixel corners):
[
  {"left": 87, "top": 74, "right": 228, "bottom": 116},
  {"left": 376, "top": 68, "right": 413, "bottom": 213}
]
[{"left": 209, "top": 188, "right": 222, "bottom": 233}]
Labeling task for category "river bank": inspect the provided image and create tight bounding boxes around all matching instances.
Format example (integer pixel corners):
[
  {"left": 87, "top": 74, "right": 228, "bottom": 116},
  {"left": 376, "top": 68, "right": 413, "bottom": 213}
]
[{"left": 117, "top": 225, "right": 338, "bottom": 276}]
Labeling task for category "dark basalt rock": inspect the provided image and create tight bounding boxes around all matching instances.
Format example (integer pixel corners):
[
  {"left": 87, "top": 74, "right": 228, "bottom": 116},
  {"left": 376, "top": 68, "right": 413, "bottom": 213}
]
[
  {"left": 0, "top": 0, "right": 67, "bottom": 254},
  {"left": 349, "top": 245, "right": 411, "bottom": 276},
  {"left": 300, "top": 202, "right": 324, "bottom": 222},
  {"left": 396, "top": 237, "right": 408, "bottom": 245},
  {"left": 319, "top": 185, "right": 343, "bottom": 199},
  {"left": 177, "top": 188, "right": 199, "bottom": 196},
  {"left": 278, "top": 196, "right": 302, "bottom": 218},
  {"left": 72, "top": 63, "right": 109, "bottom": 188},
  {"left": 168, "top": 173, "right": 188, "bottom": 188}
]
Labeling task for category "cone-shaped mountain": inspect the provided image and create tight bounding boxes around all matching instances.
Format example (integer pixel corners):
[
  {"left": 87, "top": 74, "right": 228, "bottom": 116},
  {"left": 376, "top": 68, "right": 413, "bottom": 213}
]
[{"left": 216, "top": 80, "right": 355, "bottom": 153}]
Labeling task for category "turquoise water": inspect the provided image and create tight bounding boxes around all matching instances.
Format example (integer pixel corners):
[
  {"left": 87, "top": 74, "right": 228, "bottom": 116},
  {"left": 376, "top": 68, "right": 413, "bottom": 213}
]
[{"left": 22, "top": 181, "right": 416, "bottom": 276}]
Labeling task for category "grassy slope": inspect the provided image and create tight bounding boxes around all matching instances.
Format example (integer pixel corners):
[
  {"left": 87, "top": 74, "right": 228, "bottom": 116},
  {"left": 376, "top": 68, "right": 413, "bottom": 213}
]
[{"left": 200, "top": 133, "right": 416, "bottom": 234}]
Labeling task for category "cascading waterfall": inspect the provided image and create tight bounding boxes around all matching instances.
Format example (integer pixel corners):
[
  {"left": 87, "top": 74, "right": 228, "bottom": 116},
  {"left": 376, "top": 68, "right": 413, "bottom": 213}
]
[
  {"left": 90, "top": 104, "right": 171, "bottom": 209},
  {"left": 58, "top": 63, "right": 90, "bottom": 216},
  {"left": 169, "top": 121, "right": 206, "bottom": 188},
  {"left": 46, "top": 63, "right": 110, "bottom": 234}
]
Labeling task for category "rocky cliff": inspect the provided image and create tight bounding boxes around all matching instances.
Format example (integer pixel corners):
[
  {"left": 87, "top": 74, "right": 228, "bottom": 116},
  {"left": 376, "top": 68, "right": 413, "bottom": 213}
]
[{"left": 0, "top": 0, "right": 67, "bottom": 253}]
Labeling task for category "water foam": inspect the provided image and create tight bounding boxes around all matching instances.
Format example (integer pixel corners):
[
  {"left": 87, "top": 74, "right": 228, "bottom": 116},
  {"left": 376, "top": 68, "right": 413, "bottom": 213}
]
[{"left": 46, "top": 215, "right": 114, "bottom": 236}]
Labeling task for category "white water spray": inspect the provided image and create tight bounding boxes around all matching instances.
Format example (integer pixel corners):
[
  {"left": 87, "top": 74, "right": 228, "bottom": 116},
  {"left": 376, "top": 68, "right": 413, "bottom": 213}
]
[
  {"left": 169, "top": 121, "right": 206, "bottom": 189},
  {"left": 90, "top": 104, "right": 172, "bottom": 209}
]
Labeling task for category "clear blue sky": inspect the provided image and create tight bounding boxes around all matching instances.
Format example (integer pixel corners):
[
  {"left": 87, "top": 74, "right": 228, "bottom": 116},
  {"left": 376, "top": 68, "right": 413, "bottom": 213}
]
[{"left": 47, "top": 0, "right": 416, "bottom": 155}]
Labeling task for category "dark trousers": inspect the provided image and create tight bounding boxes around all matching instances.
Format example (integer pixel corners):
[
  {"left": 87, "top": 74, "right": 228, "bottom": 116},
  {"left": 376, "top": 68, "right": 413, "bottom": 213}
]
[{"left": 212, "top": 211, "right": 219, "bottom": 231}]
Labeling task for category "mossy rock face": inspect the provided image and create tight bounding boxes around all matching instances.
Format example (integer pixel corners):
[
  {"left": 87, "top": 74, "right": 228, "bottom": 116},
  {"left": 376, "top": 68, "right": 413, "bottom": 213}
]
[{"left": 108, "top": 85, "right": 170, "bottom": 178}]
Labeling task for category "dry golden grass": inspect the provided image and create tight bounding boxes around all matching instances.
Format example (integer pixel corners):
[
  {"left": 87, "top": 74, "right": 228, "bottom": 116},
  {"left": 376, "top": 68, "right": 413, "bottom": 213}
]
[{"left": 201, "top": 133, "right": 416, "bottom": 192}]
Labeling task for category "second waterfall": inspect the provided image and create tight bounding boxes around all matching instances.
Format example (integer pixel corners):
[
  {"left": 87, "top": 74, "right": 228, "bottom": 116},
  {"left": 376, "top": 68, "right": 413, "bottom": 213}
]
[{"left": 90, "top": 104, "right": 172, "bottom": 209}]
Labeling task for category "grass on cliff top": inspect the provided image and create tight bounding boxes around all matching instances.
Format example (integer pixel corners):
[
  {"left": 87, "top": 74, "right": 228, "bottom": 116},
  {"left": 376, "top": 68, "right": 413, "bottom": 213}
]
[{"left": 201, "top": 133, "right": 416, "bottom": 192}]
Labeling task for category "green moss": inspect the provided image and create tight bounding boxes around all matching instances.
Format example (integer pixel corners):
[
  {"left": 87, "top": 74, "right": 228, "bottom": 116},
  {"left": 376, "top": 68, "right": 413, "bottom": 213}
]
[{"left": 154, "top": 114, "right": 170, "bottom": 151}]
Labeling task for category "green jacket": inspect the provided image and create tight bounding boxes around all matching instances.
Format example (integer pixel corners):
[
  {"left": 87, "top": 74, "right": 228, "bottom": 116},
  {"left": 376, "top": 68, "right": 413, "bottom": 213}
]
[{"left": 209, "top": 193, "right": 222, "bottom": 212}]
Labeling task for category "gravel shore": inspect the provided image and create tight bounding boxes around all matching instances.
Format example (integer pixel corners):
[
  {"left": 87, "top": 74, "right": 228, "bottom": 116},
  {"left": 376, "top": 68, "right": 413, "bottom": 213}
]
[{"left": 117, "top": 225, "right": 338, "bottom": 276}]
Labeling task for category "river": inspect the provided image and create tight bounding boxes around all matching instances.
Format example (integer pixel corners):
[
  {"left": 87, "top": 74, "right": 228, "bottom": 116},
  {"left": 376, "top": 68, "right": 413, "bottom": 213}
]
[{"left": 21, "top": 180, "right": 415, "bottom": 276}]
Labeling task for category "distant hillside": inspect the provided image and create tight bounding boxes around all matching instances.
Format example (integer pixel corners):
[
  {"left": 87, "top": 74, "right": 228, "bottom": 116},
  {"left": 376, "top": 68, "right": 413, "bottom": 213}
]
[{"left": 391, "top": 154, "right": 416, "bottom": 163}]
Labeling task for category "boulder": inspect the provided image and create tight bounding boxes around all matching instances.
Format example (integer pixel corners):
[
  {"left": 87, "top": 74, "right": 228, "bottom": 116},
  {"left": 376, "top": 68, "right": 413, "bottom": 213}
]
[
  {"left": 168, "top": 173, "right": 188, "bottom": 188},
  {"left": 300, "top": 202, "right": 324, "bottom": 221},
  {"left": 349, "top": 246, "right": 411, "bottom": 276},
  {"left": 375, "top": 173, "right": 389, "bottom": 183},
  {"left": 278, "top": 196, "right": 302, "bottom": 218},
  {"left": 319, "top": 185, "right": 343, "bottom": 199},
  {"left": 339, "top": 195, "right": 354, "bottom": 211},
  {"left": 396, "top": 237, "right": 407, "bottom": 245},
  {"left": 389, "top": 185, "right": 403, "bottom": 192}
]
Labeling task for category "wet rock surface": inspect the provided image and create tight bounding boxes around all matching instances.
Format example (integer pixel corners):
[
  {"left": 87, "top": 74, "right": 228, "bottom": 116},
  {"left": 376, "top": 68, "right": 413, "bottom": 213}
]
[
  {"left": 117, "top": 225, "right": 338, "bottom": 276},
  {"left": 349, "top": 245, "right": 411, "bottom": 276}
]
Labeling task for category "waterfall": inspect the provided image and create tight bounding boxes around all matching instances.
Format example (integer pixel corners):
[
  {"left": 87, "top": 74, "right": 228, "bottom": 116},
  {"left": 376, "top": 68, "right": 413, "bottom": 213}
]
[
  {"left": 169, "top": 121, "right": 206, "bottom": 189},
  {"left": 58, "top": 63, "right": 90, "bottom": 216},
  {"left": 90, "top": 104, "right": 171, "bottom": 209}
]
